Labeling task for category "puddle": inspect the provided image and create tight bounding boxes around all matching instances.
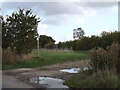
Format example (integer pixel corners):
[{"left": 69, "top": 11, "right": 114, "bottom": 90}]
[
  {"left": 29, "top": 77, "right": 69, "bottom": 88},
  {"left": 60, "top": 68, "right": 80, "bottom": 73},
  {"left": 60, "top": 67, "right": 91, "bottom": 73},
  {"left": 29, "top": 67, "right": 92, "bottom": 88}
]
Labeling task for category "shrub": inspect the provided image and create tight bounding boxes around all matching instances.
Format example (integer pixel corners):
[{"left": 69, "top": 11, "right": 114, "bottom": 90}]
[
  {"left": 2, "top": 48, "right": 39, "bottom": 65},
  {"left": 2, "top": 47, "right": 14, "bottom": 65},
  {"left": 90, "top": 43, "right": 119, "bottom": 72},
  {"left": 44, "top": 43, "right": 56, "bottom": 49}
]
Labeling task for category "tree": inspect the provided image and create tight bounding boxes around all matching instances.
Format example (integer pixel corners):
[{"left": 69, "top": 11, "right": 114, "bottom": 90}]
[
  {"left": 44, "top": 43, "right": 56, "bottom": 49},
  {"left": 58, "top": 41, "right": 73, "bottom": 50},
  {"left": 39, "top": 35, "right": 55, "bottom": 48},
  {"left": 73, "top": 27, "right": 85, "bottom": 39},
  {"left": 0, "top": 15, "right": 2, "bottom": 48},
  {"left": 2, "top": 9, "right": 40, "bottom": 54},
  {"left": 101, "top": 31, "right": 109, "bottom": 36},
  {"left": 59, "top": 31, "right": 119, "bottom": 51}
]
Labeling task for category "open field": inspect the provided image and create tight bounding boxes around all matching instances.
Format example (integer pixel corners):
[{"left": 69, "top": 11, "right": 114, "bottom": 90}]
[{"left": 2, "top": 49, "right": 90, "bottom": 70}]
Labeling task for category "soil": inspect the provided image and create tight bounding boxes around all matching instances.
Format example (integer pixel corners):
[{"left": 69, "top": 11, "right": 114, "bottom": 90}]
[{"left": 2, "top": 59, "right": 90, "bottom": 88}]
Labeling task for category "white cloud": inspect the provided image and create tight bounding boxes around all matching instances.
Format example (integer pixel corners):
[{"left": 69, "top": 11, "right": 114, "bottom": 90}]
[
  {"left": 76, "top": 7, "right": 97, "bottom": 24},
  {"left": 82, "top": 7, "right": 97, "bottom": 18},
  {"left": 38, "top": 23, "right": 49, "bottom": 35},
  {"left": 66, "top": 34, "right": 73, "bottom": 41},
  {"left": 96, "top": 29, "right": 117, "bottom": 35},
  {"left": 2, "top": 2, "right": 116, "bottom": 25},
  {"left": 77, "top": 17, "right": 85, "bottom": 24},
  {"left": 111, "top": 6, "right": 118, "bottom": 12},
  {"left": 43, "top": 14, "right": 68, "bottom": 25}
]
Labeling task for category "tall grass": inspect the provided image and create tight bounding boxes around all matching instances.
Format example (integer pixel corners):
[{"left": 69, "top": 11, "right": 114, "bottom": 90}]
[
  {"left": 2, "top": 49, "right": 90, "bottom": 70},
  {"left": 90, "top": 43, "right": 119, "bottom": 72},
  {"left": 2, "top": 48, "right": 39, "bottom": 65},
  {"left": 2, "top": 48, "right": 14, "bottom": 65},
  {"left": 66, "top": 70, "right": 118, "bottom": 88}
]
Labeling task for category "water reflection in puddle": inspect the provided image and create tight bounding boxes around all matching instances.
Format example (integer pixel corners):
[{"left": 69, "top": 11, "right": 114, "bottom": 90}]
[
  {"left": 60, "top": 67, "right": 91, "bottom": 73},
  {"left": 29, "top": 77, "right": 69, "bottom": 88}
]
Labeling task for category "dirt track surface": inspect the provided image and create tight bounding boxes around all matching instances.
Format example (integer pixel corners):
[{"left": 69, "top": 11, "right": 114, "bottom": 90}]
[{"left": 2, "top": 60, "right": 90, "bottom": 88}]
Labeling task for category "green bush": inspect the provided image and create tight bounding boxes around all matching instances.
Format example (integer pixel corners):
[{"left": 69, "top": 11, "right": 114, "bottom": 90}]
[{"left": 44, "top": 43, "right": 56, "bottom": 49}]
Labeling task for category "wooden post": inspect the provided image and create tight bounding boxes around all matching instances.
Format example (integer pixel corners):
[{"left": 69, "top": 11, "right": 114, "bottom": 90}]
[{"left": 37, "top": 35, "right": 39, "bottom": 56}]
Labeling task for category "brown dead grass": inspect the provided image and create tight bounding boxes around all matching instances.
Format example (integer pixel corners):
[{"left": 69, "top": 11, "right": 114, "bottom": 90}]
[
  {"left": 2, "top": 48, "right": 14, "bottom": 65},
  {"left": 39, "top": 49, "right": 73, "bottom": 53},
  {"left": 20, "top": 53, "right": 39, "bottom": 61},
  {"left": 3, "top": 48, "right": 39, "bottom": 65}
]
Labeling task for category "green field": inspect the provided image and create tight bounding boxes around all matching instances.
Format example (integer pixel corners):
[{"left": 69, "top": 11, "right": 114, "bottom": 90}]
[{"left": 2, "top": 50, "right": 90, "bottom": 70}]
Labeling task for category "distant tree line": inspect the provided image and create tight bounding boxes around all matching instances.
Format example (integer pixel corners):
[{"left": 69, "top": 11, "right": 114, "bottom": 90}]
[
  {"left": 2, "top": 8, "right": 120, "bottom": 54},
  {"left": 57, "top": 31, "right": 120, "bottom": 51}
]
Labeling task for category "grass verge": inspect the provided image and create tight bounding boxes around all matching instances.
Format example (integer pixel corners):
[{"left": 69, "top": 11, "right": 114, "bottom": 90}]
[{"left": 65, "top": 70, "right": 118, "bottom": 88}]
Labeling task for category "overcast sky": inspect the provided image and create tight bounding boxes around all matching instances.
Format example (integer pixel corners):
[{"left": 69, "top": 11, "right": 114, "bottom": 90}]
[{"left": 1, "top": 1, "right": 118, "bottom": 43}]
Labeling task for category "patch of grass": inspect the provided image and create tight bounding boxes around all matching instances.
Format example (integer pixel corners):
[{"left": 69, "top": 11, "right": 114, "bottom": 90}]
[
  {"left": 2, "top": 50, "right": 90, "bottom": 70},
  {"left": 65, "top": 70, "right": 118, "bottom": 88}
]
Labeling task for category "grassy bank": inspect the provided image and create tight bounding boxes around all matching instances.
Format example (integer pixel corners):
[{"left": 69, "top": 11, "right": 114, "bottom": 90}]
[
  {"left": 65, "top": 70, "right": 118, "bottom": 88},
  {"left": 2, "top": 49, "right": 90, "bottom": 70}
]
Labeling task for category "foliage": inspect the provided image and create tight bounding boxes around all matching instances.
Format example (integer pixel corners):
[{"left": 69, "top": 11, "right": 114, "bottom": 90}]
[
  {"left": 90, "top": 43, "right": 119, "bottom": 72},
  {"left": 39, "top": 35, "right": 55, "bottom": 48},
  {"left": 2, "top": 9, "right": 40, "bottom": 54},
  {"left": 2, "top": 48, "right": 39, "bottom": 65},
  {"left": 58, "top": 31, "right": 120, "bottom": 51},
  {"left": 58, "top": 41, "right": 73, "bottom": 50},
  {"left": 73, "top": 27, "right": 85, "bottom": 39},
  {"left": 44, "top": 43, "right": 56, "bottom": 49},
  {"left": 65, "top": 43, "right": 119, "bottom": 88}
]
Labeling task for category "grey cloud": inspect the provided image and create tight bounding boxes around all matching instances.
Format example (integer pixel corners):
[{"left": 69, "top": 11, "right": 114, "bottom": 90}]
[
  {"left": 2, "top": 2, "right": 84, "bottom": 25},
  {"left": 2, "top": 2, "right": 117, "bottom": 25},
  {"left": 78, "top": 2, "right": 117, "bottom": 8},
  {"left": 42, "top": 14, "right": 69, "bottom": 25},
  {"left": 2, "top": 2, "right": 83, "bottom": 16}
]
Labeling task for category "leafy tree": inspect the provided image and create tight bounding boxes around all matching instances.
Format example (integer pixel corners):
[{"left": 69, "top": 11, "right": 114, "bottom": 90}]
[
  {"left": 73, "top": 27, "right": 85, "bottom": 39},
  {"left": 58, "top": 41, "right": 73, "bottom": 50},
  {"left": 58, "top": 42, "right": 62, "bottom": 49},
  {"left": 101, "top": 31, "right": 109, "bottom": 36},
  {"left": 2, "top": 9, "right": 40, "bottom": 54},
  {"left": 44, "top": 43, "right": 56, "bottom": 49},
  {"left": 39, "top": 35, "right": 55, "bottom": 48}
]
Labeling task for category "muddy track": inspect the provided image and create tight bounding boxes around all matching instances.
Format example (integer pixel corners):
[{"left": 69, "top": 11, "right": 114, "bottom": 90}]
[{"left": 2, "top": 59, "right": 90, "bottom": 88}]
